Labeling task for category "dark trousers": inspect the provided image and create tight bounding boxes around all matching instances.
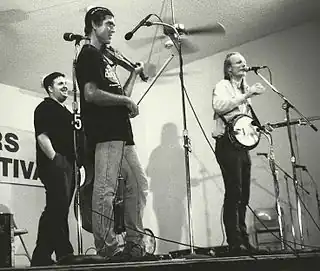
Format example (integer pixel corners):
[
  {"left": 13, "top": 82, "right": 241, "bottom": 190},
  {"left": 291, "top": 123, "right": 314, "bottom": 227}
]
[
  {"left": 31, "top": 155, "right": 75, "bottom": 266},
  {"left": 215, "top": 134, "right": 251, "bottom": 247}
]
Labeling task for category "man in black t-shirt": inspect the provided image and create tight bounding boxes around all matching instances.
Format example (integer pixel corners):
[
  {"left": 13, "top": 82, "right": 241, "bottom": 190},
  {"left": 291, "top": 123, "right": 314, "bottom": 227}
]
[
  {"left": 31, "top": 72, "right": 75, "bottom": 266},
  {"left": 76, "top": 7, "right": 148, "bottom": 260}
]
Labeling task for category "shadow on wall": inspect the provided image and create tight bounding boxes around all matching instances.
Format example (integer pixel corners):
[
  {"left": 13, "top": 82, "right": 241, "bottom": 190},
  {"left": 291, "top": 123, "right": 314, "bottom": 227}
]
[{"left": 146, "top": 123, "right": 187, "bottom": 254}]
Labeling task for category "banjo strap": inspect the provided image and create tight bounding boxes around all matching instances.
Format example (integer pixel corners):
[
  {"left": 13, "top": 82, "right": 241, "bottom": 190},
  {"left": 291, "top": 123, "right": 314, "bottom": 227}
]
[
  {"left": 217, "top": 104, "right": 261, "bottom": 130},
  {"left": 217, "top": 113, "right": 229, "bottom": 126},
  {"left": 247, "top": 104, "right": 261, "bottom": 127}
]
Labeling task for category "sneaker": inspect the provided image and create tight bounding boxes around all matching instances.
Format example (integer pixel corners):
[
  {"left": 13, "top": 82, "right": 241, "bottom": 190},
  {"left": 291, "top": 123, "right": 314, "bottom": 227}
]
[
  {"left": 243, "top": 242, "right": 269, "bottom": 254},
  {"left": 31, "top": 258, "right": 56, "bottom": 267},
  {"left": 228, "top": 244, "right": 250, "bottom": 256},
  {"left": 122, "top": 241, "right": 145, "bottom": 260}
]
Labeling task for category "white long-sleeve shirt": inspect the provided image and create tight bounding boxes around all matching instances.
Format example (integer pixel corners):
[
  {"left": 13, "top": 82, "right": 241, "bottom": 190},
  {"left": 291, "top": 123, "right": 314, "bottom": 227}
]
[{"left": 212, "top": 79, "right": 251, "bottom": 138}]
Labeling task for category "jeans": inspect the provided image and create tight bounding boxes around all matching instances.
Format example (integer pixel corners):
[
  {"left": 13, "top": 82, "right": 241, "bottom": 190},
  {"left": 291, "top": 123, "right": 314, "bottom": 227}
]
[
  {"left": 92, "top": 141, "right": 148, "bottom": 257},
  {"left": 31, "top": 154, "right": 75, "bottom": 266},
  {"left": 215, "top": 134, "right": 251, "bottom": 247}
]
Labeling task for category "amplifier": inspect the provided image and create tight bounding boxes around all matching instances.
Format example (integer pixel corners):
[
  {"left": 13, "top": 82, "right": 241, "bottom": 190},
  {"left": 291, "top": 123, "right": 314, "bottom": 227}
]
[{"left": 0, "top": 213, "right": 14, "bottom": 267}]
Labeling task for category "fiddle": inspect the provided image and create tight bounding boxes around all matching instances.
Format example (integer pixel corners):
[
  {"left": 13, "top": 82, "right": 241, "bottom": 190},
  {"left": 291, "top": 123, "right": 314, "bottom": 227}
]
[{"left": 103, "top": 45, "right": 149, "bottom": 82}]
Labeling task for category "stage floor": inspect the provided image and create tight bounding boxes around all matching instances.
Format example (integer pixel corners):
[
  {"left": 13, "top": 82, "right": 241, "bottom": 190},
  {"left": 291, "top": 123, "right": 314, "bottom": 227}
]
[{"left": 2, "top": 249, "right": 320, "bottom": 271}]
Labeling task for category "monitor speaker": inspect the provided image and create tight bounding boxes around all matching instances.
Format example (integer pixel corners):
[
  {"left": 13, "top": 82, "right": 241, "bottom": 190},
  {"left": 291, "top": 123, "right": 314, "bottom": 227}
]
[{"left": 0, "top": 213, "right": 14, "bottom": 268}]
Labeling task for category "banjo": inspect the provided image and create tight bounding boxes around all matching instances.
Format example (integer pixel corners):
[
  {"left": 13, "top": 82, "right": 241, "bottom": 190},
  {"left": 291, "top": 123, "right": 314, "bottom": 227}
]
[{"left": 225, "top": 114, "right": 261, "bottom": 150}]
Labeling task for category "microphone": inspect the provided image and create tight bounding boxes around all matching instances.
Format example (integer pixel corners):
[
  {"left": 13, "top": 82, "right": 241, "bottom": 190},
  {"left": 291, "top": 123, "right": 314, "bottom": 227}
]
[
  {"left": 125, "top": 14, "right": 152, "bottom": 40},
  {"left": 63, "top": 32, "right": 88, "bottom": 42},
  {"left": 294, "top": 164, "right": 307, "bottom": 170},
  {"left": 244, "top": 65, "right": 267, "bottom": 72},
  {"left": 256, "top": 152, "right": 268, "bottom": 157}
]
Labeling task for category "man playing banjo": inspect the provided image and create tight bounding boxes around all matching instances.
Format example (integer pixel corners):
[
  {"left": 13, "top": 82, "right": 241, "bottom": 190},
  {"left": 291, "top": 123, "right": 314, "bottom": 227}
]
[{"left": 212, "top": 52, "right": 265, "bottom": 255}]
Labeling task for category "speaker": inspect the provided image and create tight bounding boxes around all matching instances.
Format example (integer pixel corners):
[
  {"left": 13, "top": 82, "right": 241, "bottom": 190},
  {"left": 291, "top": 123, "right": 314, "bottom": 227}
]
[{"left": 0, "top": 213, "right": 14, "bottom": 267}]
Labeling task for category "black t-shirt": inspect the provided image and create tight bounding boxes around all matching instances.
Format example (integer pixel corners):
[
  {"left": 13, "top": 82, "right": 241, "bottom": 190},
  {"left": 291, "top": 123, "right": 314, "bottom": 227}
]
[
  {"left": 75, "top": 44, "right": 134, "bottom": 145},
  {"left": 34, "top": 98, "right": 74, "bottom": 170}
]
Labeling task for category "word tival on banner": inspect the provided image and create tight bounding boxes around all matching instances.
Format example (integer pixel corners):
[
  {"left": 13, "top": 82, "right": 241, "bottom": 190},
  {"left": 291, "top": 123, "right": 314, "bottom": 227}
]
[{"left": 0, "top": 126, "right": 41, "bottom": 186}]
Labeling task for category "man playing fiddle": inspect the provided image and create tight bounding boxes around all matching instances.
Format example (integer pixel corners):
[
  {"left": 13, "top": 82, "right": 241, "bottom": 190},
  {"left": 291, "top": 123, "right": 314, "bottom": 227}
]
[{"left": 75, "top": 6, "right": 148, "bottom": 261}]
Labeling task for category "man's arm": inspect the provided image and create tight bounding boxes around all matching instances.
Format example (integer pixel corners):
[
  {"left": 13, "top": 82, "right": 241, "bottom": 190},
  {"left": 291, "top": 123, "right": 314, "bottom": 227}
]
[
  {"left": 212, "top": 82, "right": 251, "bottom": 115},
  {"left": 34, "top": 105, "right": 57, "bottom": 160},
  {"left": 84, "top": 81, "right": 139, "bottom": 118},
  {"left": 122, "top": 62, "right": 143, "bottom": 97},
  {"left": 37, "top": 133, "right": 56, "bottom": 160},
  {"left": 122, "top": 72, "right": 138, "bottom": 97},
  {"left": 84, "top": 81, "right": 130, "bottom": 106}
]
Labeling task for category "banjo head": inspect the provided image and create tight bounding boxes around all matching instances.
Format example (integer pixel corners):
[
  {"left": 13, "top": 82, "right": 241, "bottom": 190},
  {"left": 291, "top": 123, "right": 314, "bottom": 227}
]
[{"left": 229, "top": 114, "right": 261, "bottom": 150}]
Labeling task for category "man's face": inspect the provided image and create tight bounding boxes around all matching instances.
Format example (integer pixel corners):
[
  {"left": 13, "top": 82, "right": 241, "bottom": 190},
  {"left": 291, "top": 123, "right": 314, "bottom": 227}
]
[
  {"left": 49, "top": 76, "right": 68, "bottom": 103},
  {"left": 94, "top": 15, "right": 116, "bottom": 44},
  {"left": 229, "top": 53, "right": 247, "bottom": 78}
]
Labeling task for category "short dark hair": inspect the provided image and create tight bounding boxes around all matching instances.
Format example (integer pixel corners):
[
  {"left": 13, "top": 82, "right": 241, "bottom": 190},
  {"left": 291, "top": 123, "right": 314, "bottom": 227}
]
[
  {"left": 84, "top": 7, "right": 114, "bottom": 36},
  {"left": 42, "top": 72, "right": 65, "bottom": 93}
]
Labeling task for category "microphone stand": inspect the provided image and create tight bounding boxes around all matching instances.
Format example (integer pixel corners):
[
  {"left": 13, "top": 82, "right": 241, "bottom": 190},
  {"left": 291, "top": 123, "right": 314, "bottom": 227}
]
[
  {"left": 259, "top": 130, "right": 286, "bottom": 250},
  {"left": 297, "top": 166, "right": 320, "bottom": 229},
  {"left": 254, "top": 70, "right": 318, "bottom": 249},
  {"left": 146, "top": 21, "right": 208, "bottom": 258},
  {"left": 175, "top": 30, "right": 200, "bottom": 259},
  {"left": 71, "top": 37, "right": 84, "bottom": 256},
  {"left": 258, "top": 153, "right": 298, "bottom": 249},
  {"left": 265, "top": 159, "right": 320, "bottom": 245},
  {"left": 59, "top": 37, "right": 105, "bottom": 265},
  {"left": 283, "top": 174, "right": 297, "bottom": 249}
]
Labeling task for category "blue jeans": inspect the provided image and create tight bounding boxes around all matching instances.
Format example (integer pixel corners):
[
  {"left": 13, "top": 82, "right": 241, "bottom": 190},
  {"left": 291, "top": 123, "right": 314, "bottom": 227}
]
[{"left": 92, "top": 141, "right": 148, "bottom": 257}]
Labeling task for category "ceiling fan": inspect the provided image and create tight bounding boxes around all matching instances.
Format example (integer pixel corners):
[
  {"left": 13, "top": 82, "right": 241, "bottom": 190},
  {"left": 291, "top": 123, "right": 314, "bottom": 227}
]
[
  {"left": 126, "top": 19, "right": 225, "bottom": 55},
  {"left": 126, "top": 0, "right": 225, "bottom": 54},
  {"left": 126, "top": 0, "right": 225, "bottom": 78},
  {"left": 159, "top": 20, "right": 225, "bottom": 53}
]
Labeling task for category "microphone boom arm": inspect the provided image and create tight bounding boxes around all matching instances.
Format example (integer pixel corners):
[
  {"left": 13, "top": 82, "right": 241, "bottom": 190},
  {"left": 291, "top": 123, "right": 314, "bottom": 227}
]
[
  {"left": 254, "top": 70, "right": 317, "bottom": 132},
  {"left": 145, "top": 21, "right": 181, "bottom": 41}
]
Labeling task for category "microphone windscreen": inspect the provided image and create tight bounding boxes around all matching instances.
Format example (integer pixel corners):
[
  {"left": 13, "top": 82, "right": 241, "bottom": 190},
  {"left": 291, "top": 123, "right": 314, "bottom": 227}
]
[
  {"left": 63, "top": 33, "right": 73, "bottom": 41},
  {"left": 124, "top": 32, "right": 133, "bottom": 40}
]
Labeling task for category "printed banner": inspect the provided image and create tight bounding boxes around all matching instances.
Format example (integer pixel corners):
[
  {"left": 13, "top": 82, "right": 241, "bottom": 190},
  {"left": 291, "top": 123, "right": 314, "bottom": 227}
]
[{"left": 0, "top": 126, "right": 42, "bottom": 186}]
